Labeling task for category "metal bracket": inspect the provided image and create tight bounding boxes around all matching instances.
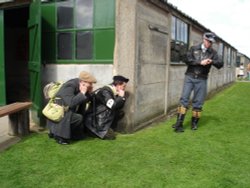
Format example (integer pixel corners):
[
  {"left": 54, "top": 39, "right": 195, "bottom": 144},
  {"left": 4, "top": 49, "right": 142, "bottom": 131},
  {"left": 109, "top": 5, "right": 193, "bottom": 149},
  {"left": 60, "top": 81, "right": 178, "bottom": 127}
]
[{"left": 148, "top": 24, "right": 168, "bottom": 35}]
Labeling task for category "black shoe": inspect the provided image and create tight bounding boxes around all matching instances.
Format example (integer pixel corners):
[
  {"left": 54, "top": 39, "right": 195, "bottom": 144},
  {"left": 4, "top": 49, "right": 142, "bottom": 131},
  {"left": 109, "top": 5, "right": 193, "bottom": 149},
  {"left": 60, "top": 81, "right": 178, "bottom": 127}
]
[
  {"left": 57, "top": 139, "right": 69, "bottom": 145},
  {"left": 55, "top": 136, "right": 69, "bottom": 145}
]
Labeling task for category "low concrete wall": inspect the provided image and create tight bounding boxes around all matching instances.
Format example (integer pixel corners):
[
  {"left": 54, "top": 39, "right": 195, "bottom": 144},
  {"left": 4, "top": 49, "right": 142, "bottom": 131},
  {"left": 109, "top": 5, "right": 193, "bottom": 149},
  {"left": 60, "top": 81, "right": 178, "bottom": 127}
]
[{"left": 42, "top": 64, "right": 114, "bottom": 90}]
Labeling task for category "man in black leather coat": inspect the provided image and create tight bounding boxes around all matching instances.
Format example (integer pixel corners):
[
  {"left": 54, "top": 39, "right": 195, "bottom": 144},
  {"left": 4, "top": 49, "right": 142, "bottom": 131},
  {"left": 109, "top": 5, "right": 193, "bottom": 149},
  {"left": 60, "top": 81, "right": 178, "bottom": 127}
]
[
  {"left": 85, "top": 75, "right": 129, "bottom": 140},
  {"left": 173, "top": 32, "right": 223, "bottom": 132}
]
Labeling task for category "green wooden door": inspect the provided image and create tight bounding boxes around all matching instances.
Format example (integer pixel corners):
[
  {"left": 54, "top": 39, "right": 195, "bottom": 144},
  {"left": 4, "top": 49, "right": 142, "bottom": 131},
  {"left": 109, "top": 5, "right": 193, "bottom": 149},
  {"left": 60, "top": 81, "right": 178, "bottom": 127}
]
[
  {"left": 0, "top": 10, "right": 6, "bottom": 105},
  {"left": 28, "top": 0, "right": 41, "bottom": 115}
]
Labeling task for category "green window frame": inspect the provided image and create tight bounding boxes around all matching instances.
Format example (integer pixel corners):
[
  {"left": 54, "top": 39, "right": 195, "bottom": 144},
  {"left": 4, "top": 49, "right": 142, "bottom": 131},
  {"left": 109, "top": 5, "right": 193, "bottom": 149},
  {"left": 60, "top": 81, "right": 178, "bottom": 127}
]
[{"left": 42, "top": 0, "right": 115, "bottom": 64}]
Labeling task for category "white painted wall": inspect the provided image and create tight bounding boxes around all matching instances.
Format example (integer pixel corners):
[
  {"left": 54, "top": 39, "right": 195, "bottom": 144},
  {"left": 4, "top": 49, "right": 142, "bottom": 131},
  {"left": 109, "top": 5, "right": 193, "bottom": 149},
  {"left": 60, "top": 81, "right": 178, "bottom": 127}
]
[{"left": 42, "top": 64, "right": 114, "bottom": 90}]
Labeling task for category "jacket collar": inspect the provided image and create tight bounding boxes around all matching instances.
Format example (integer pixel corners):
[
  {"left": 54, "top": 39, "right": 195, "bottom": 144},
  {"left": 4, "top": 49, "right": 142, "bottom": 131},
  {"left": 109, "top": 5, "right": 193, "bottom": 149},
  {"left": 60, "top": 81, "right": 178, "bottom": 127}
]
[
  {"left": 200, "top": 43, "right": 212, "bottom": 53},
  {"left": 106, "top": 85, "right": 117, "bottom": 95}
]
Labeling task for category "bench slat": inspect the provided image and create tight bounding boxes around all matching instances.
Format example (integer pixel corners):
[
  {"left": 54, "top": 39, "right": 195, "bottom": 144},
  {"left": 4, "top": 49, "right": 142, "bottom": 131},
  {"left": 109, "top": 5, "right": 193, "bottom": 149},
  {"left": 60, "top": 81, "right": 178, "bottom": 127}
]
[{"left": 0, "top": 102, "right": 32, "bottom": 117}]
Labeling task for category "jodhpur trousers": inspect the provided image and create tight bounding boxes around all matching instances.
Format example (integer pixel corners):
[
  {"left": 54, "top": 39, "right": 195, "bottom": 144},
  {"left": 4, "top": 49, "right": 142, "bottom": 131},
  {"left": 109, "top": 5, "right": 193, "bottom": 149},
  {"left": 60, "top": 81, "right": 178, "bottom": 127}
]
[{"left": 179, "top": 75, "right": 207, "bottom": 110}]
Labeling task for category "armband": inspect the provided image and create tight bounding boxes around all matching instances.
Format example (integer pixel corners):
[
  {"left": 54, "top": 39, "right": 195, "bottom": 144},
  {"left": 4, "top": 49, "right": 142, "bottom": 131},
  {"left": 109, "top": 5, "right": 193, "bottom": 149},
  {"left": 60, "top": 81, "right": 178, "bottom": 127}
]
[{"left": 106, "top": 99, "right": 114, "bottom": 109}]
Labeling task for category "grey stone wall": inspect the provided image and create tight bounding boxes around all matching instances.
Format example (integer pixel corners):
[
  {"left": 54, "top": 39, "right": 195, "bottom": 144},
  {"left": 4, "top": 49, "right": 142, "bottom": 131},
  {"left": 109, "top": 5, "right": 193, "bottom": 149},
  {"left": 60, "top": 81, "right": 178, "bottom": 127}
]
[
  {"left": 113, "top": 0, "right": 138, "bottom": 132},
  {"left": 134, "top": 1, "right": 170, "bottom": 129},
  {"left": 167, "top": 65, "right": 186, "bottom": 109},
  {"left": 114, "top": 0, "right": 171, "bottom": 132}
]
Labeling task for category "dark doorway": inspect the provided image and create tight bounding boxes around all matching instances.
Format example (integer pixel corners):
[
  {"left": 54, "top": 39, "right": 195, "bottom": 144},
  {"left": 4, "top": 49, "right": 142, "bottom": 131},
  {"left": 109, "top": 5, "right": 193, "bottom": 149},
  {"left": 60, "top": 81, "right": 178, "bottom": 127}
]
[{"left": 4, "top": 6, "right": 30, "bottom": 104}]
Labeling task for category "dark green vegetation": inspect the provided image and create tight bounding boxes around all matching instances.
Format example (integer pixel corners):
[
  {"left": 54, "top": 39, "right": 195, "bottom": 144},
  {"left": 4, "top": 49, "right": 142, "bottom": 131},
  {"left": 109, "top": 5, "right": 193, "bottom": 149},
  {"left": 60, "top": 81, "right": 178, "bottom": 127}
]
[{"left": 0, "top": 82, "right": 249, "bottom": 188}]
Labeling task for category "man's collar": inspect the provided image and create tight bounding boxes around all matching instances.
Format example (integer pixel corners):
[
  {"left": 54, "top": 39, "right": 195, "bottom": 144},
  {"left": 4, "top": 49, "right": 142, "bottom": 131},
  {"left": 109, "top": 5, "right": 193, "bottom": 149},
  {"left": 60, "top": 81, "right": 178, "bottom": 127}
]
[
  {"left": 201, "top": 44, "right": 207, "bottom": 53},
  {"left": 106, "top": 85, "right": 117, "bottom": 95}
]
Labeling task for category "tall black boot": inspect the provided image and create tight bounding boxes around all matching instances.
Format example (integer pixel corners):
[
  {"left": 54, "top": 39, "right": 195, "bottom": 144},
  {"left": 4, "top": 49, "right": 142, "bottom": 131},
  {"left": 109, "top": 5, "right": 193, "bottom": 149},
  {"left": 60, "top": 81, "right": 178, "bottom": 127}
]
[
  {"left": 174, "top": 113, "right": 186, "bottom": 133},
  {"left": 191, "top": 109, "right": 201, "bottom": 130},
  {"left": 191, "top": 117, "right": 199, "bottom": 130},
  {"left": 172, "top": 113, "right": 180, "bottom": 128},
  {"left": 172, "top": 106, "right": 187, "bottom": 129}
]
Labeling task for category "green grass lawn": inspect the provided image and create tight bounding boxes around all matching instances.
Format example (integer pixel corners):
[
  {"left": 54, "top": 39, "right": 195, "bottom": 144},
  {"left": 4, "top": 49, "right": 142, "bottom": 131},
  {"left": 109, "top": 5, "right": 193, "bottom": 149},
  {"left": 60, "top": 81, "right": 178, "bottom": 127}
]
[{"left": 0, "top": 82, "right": 250, "bottom": 188}]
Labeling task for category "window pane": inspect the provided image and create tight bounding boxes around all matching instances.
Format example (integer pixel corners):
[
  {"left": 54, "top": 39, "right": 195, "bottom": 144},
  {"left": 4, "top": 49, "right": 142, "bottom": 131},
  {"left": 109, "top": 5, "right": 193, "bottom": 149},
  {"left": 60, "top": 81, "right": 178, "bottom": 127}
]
[
  {"left": 184, "top": 24, "right": 188, "bottom": 43},
  {"left": 76, "top": 0, "right": 93, "bottom": 28},
  {"left": 170, "top": 16, "right": 189, "bottom": 63},
  {"left": 172, "top": 16, "right": 188, "bottom": 44},
  {"left": 176, "top": 19, "right": 181, "bottom": 41},
  {"left": 218, "top": 43, "right": 223, "bottom": 56},
  {"left": 76, "top": 31, "right": 93, "bottom": 59},
  {"left": 95, "top": 29, "right": 115, "bottom": 60},
  {"left": 57, "top": 0, "right": 74, "bottom": 29},
  {"left": 95, "top": 0, "right": 115, "bottom": 28},
  {"left": 180, "top": 22, "right": 184, "bottom": 42},
  {"left": 57, "top": 32, "right": 73, "bottom": 59},
  {"left": 171, "top": 16, "right": 176, "bottom": 40},
  {"left": 227, "top": 48, "right": 231, "bottom": 65}
]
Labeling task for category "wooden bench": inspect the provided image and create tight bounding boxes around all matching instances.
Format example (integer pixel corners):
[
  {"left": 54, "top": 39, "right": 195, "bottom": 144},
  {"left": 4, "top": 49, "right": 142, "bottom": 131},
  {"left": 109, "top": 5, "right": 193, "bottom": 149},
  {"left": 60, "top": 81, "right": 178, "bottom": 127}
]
[{"left": 0, "top": 102, "right": 32, "bottom": 136}]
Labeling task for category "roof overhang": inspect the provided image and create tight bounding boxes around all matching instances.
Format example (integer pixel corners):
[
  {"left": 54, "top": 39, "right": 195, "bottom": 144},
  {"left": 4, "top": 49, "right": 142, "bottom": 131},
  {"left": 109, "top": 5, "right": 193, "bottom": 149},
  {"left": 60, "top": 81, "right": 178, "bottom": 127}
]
[{"left": 0, "top": 0, "right": 31, "bottom": 9}]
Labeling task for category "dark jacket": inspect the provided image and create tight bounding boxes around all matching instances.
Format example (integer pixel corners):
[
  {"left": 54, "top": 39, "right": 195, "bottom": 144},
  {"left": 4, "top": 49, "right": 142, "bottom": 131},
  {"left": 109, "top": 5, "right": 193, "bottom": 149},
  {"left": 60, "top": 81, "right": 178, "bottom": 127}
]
[
  {"left": 85, "top": 85, "right": 126, "bottom": 138},
  {"left": 185, "top": 43, "right": 224, "bottom": 79},
  {"left": 47, "top": 78, "right": 90, "bottom": 139}
]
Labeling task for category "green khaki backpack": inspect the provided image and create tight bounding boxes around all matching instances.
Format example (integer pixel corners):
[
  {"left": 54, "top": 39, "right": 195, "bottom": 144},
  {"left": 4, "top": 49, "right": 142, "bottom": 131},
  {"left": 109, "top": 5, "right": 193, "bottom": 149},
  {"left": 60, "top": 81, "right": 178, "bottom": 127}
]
[{"left": 43, "top": 81, "right": 64, "bottom": 99}]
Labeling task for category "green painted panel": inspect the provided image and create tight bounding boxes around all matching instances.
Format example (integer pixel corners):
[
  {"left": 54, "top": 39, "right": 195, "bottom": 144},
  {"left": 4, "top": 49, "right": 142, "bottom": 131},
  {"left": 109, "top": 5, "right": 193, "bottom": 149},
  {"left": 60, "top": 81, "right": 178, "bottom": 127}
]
[
  {"left": 41, "top": 2, "right": 56, "bottom": 61},
  {"left": 0, "top": 10, "right": 6, "bottom": 105},
  {"left": 95, "top": 29, "right": 114, "bottom": 60},
  {"left": 41, "top": 3, "right": 56, "bottom": 32},
  {"left": 29, "top": 0, "right": 42, "bottom": 114},
  {"left": 42, "top": 32, "right": 56, "bottom": 61},
  {"left": 95, "top": 0, "right": 115, "bottom": 28}
]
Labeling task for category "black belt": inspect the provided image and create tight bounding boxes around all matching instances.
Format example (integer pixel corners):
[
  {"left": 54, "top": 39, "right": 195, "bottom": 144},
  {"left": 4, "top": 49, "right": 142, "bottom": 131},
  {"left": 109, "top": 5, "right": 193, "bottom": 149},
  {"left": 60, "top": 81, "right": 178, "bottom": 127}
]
[{"left": 185, "top": 72, "right": 207, "bottom": 80}]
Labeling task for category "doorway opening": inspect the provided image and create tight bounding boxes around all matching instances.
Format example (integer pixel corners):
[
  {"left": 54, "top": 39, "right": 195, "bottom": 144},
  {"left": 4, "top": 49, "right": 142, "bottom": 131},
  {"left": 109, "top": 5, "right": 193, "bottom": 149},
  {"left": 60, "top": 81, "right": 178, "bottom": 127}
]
[{"left": 4, "top": 6, "right": 30, "bottom": 104}]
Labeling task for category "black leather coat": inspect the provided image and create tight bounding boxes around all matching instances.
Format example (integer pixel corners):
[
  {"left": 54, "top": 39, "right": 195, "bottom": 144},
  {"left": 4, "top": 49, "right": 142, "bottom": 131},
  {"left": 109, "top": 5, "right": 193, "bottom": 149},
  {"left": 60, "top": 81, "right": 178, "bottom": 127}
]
[
  {"left": 185, "top": 43, "right": 224, "bottom": 79},
  {"left": 85, "top": 85, "right": 126, "bottom": 138}
]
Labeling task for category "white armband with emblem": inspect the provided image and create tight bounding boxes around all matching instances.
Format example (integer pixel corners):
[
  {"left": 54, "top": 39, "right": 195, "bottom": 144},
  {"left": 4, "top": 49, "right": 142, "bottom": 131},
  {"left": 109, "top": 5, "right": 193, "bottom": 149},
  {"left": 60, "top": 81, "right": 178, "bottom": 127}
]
[{"left": 106, "top": 99, "right": 114, "bottom": 109}]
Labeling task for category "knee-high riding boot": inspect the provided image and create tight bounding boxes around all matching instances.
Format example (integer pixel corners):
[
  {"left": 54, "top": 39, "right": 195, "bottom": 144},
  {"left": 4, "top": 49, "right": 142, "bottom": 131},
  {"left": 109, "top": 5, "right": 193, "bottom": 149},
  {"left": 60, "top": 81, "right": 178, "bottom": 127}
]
[
  {"left": 172, "top": 106, "right": 187, "bottom": 133},
  {"left": 191, "top": 109, "right": 201, "bottom": 130}
]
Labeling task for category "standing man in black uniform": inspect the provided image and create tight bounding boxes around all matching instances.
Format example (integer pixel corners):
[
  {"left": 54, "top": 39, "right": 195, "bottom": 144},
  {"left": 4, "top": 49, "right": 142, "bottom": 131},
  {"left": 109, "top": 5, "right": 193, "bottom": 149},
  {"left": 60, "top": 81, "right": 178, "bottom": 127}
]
[{"left": 173, "top": 32, "right": 223, "bottom": 132}]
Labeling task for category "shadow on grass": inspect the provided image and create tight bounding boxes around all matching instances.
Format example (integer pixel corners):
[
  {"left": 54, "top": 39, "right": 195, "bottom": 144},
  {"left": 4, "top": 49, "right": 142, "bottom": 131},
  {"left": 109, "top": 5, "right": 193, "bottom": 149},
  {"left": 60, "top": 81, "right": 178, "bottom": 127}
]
[{"left": 183, "top": 114, "right": 222, "bottom": 130}]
